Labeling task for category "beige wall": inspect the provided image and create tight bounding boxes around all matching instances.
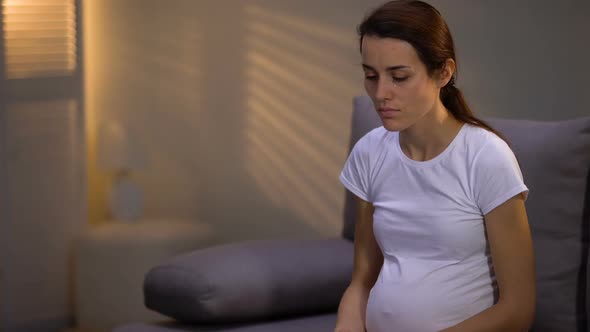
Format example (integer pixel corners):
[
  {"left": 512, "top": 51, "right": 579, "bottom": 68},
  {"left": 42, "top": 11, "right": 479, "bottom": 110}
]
[
  {"left": 85, "top": 0, "right": 590, "bottom": 244},
  {"left": 85, "top": 0, "right": 366, "bottom": 242}
]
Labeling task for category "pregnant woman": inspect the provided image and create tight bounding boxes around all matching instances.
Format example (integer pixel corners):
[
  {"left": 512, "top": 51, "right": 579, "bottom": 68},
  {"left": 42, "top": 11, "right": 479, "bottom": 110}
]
[{"left": 334, "top": 1, "right": 536, "bottom": 331}]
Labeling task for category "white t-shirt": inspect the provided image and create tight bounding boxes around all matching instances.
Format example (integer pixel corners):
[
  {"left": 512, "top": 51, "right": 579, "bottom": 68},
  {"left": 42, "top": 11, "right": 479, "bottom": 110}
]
[{"left": 340, "top": 123, "right": 528, "bottom": 332}]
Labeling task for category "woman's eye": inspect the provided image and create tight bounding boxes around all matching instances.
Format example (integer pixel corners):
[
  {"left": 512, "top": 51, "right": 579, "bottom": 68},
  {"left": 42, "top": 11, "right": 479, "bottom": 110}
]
[
  {"left": 365, "top": 75, "right": 378, "bottom": 81},
  {"left": 392, "top": 76, "right": 409, "bottom": 82}
]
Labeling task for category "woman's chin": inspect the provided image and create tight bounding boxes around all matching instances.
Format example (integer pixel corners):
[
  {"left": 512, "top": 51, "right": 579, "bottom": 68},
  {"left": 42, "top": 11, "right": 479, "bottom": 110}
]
[{"left": 381, "top": 119, "right": 406, "bottom": 132}]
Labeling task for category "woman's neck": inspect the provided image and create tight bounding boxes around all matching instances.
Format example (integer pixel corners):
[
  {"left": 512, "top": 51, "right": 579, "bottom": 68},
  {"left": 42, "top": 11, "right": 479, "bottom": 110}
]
[{"left": 399, "top": 104, "right": 463, "bottom": 162}]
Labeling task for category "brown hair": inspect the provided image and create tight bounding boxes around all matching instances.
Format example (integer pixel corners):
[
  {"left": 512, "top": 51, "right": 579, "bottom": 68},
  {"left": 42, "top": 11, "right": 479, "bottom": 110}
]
[{"left": 358, "top": 0, "right": 506, "bottom": 141}]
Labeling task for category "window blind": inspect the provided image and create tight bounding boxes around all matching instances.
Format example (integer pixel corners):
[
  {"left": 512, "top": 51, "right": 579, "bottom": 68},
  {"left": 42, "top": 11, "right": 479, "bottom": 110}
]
[{"left": 2, "top": 0, "right": 76, "bottom": 79}]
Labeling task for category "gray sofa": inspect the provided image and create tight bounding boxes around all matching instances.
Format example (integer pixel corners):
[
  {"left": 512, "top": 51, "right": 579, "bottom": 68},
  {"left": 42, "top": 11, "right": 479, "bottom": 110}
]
[{"left": 115, "top": 96, "right": 590, "bottom": 332}]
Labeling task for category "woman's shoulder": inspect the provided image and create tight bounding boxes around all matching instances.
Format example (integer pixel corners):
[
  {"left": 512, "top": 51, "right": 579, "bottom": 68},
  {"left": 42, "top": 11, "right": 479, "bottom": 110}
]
[
  {"left": 462, "top": 123, "right": 517, "bottom": 166},
  {"left": 462, "top": 123, "right": 511, "bottom": 152},
  {"left": 355, "top": 126, "right": 394, "bottom": 148}
]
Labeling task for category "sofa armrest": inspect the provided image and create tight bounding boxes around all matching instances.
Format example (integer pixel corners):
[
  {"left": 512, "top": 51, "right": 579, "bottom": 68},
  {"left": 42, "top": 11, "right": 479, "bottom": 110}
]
[{"left": 144, "top": 237, "right": 353, "bottom": 324}]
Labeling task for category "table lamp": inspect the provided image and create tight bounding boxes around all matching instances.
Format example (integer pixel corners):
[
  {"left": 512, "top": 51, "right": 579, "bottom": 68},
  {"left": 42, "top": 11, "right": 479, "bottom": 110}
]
[{"left": 97, "top": 121, "right": 147, "bottom": 222}]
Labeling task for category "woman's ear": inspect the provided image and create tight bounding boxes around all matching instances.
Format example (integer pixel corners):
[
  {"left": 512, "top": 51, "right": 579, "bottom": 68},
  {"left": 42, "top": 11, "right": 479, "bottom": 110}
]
[{"left": 438, "top": 58, "right": 456, "bottom": 87}]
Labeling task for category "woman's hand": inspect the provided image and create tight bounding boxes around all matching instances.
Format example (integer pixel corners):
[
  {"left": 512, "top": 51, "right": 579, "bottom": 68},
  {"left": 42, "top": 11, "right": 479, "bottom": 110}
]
[{"left": 334, "top": 322, "right": 366, "bottom": 332}]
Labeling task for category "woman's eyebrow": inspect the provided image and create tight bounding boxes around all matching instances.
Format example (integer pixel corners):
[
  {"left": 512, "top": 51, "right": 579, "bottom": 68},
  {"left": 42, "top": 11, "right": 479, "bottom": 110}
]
[{"left": 362, "top": 64, "right": 411, "bottom": 71}]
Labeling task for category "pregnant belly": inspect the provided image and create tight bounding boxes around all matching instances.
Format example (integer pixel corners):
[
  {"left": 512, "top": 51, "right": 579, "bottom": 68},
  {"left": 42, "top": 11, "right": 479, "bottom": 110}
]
[{"left": 365, "top": 256, "right": 495, "bottom": 332}]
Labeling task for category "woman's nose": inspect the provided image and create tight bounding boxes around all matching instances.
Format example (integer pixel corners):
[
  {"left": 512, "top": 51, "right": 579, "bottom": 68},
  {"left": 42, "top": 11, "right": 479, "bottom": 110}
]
[{"left": 374, "top": 78, "right": 394, "bottom": 102}]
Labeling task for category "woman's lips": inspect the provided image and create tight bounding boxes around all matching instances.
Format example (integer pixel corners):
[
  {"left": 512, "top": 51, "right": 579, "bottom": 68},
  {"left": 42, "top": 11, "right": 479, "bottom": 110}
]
[{"left": 378, "top": 108, "right": 401, "bottom": 117}]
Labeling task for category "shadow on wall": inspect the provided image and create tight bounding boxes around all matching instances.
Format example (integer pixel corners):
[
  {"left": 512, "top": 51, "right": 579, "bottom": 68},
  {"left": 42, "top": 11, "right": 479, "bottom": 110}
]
[{"left": 242, "top": 4, "right": 360, "bottom": 236}]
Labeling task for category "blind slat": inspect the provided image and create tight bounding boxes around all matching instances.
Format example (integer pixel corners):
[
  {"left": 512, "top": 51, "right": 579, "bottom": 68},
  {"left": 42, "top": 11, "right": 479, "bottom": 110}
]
[
  {"left": 5, "top": 22, "right": 75, "bottom": 29},
  {"left": 7, "top": 54, "right": 74, "bottom": 62}
]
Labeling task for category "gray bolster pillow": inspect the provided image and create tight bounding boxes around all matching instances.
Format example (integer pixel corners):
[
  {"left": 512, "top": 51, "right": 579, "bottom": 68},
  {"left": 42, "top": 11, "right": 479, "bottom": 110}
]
[{"left": 143, "top": 237, "right": 353, "bottom": 323}]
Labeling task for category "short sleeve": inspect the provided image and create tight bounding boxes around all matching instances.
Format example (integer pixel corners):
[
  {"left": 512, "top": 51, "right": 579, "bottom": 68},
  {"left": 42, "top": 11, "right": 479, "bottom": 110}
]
[
  {"left": 472, "top": 137, "right": 529, "bottom": 216},
  {"left": 340, "top": 136, "right": 372, "bottom": 202}
]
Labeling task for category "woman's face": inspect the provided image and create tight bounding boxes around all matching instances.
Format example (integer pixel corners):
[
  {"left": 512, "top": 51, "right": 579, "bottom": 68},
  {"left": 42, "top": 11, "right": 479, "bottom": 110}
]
[{"left": 361, "top": 36, "right": 443, "bottom": 132}]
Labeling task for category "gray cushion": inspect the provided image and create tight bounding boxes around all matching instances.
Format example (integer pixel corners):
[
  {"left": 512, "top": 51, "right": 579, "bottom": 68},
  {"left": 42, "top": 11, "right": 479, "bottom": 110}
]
[
  {"left": 113, "top": 313, "right": 336, "bottom": 332},
  {"left": 144, "top": 238, "right": 352, "bottom": 324},
  {"left": 347, "top": 95, "right": 590, "bottom": 331},
  {"left": 486, "top": 117, "right": 590, "bottom": 332}
]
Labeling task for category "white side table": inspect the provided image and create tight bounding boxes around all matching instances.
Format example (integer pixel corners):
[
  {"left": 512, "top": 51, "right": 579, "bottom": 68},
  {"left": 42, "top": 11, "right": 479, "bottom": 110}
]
[{"left": 74, "top": 220, "right": 214, "bottom": 332}]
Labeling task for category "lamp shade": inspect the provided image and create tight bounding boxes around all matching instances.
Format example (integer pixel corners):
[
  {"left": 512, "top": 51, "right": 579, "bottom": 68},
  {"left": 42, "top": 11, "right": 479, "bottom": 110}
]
[{"left": 97, "top": 121, "right": 147, "bottom": 171}]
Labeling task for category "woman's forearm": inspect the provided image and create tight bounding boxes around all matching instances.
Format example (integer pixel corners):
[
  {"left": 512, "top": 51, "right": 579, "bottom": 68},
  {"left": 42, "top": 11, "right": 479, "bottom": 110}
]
[{"left": 334, "top": 284, "right": 371, "bottom": 332}]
